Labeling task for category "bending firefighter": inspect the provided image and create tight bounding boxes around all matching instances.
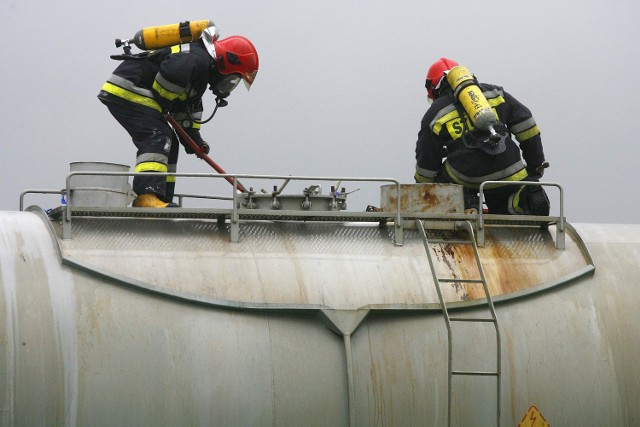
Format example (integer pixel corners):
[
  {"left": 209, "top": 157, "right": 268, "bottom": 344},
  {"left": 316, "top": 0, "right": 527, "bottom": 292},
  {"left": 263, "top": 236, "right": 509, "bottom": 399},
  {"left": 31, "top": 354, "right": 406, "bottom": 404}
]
[
  {"left": 414, "top": 58, "right": 550, "bottom": 215},
  {"left": 98, "top": 22, "right": 259, "bottom": 207}
]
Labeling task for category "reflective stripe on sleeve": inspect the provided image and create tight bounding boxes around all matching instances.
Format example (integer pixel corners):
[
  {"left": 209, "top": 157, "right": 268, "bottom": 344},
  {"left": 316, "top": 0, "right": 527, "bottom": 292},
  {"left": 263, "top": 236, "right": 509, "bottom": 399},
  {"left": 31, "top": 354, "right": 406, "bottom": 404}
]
[
  {"left": 510, "top": 117, "right": 540, "bottom": 142},
  {"left": 514, "top": 125, "right": 540, "bottom": 142},
  {"left": 484, "top": 88, "right": 505, "bottom": 106}
]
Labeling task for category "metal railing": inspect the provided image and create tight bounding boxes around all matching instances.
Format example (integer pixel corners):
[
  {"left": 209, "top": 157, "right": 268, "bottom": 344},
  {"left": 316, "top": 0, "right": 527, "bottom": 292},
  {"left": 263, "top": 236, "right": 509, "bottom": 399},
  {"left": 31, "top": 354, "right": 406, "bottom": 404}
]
[
  {"left": 20, "top": 172, "right": 565, "bottom": 250},
  {"left": 478, "top": 181, "right": 564, "bottom": 249},
  {"left": 39, "top": 171, "right": 403, "bottom": 243}
]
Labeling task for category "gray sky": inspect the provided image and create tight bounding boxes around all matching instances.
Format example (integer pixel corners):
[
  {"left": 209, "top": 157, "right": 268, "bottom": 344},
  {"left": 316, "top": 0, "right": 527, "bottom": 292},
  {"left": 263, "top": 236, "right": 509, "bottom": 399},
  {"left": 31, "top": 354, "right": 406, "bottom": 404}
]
[{"left": 2, "top": 0, "right": 638, "bottom": 224}]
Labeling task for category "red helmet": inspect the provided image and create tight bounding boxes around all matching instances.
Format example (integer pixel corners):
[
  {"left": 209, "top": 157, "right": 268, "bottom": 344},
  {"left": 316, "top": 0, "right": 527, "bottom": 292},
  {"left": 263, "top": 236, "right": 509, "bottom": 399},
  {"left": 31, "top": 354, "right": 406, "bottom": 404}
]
[
  {"left": 201, "top": 27, "right": 259, "bottom": 90},
  {"left": 425, "top": 57, "right": 458, "bottom": 100},
  {"left": 213, "top": 36, "right": 259, "bottom": 90}
]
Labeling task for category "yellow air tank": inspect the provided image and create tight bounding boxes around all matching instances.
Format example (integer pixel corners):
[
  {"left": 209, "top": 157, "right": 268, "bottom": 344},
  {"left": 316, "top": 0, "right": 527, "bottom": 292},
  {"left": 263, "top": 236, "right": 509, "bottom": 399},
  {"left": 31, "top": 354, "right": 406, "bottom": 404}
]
[
  {"left": 446, "top": 65, "right": 498, "bottom": 133},
  {"left": 130, "top": 20, "right": 214, "bottom": 50}
]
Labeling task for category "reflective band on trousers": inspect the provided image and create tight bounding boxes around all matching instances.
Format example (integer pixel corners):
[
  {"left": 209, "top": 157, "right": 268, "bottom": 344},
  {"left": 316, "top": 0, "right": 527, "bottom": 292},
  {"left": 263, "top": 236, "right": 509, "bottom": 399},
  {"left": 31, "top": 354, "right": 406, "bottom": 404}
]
[
  {"left": 135, "top": 162, "right": 168, "bottom": 173},
  {"left": 508, "top": 186, "right": 527, "bottom": 214},
  {"left": 414, "top": 172, "right": 435, "bottom": 183},
  {"left": 137, "top": 153, "right": 169, "bottom": 164}
]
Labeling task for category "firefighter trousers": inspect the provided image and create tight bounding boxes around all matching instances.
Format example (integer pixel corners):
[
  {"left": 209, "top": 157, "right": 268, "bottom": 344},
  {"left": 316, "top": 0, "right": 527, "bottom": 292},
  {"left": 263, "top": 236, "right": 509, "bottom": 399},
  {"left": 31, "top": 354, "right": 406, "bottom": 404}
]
[
  {"left": 436, "top": 171, "right": 549, "bottom": 215},
  {"left": 102, "top": 102, "right": 179, "bottom": 203}
]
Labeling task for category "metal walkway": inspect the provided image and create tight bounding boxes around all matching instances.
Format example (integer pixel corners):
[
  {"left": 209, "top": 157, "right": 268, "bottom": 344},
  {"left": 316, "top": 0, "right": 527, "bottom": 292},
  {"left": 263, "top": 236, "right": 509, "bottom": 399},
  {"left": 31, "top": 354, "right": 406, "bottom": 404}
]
[{"left": 21, "top": 172, "right": 566, "bottom": 251}]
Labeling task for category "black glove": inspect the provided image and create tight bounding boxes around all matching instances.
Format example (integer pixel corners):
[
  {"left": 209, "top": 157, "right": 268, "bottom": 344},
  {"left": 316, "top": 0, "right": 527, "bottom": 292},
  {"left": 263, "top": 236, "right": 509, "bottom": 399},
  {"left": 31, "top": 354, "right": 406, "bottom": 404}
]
[
  {"left": 526, "top": 161, "right": 549, "bottom": 179},
  {"left": 183, "top": 141, "right": 209, "bottom": 155},
  {"left": 198, "top": 141, "right": 210, "bottom": 155},
  {"left": 184, "top": 143, "right": 195, "bottom": 155},
  {"left": 183, "top": 127, "right": 209, "bottom": 155}
]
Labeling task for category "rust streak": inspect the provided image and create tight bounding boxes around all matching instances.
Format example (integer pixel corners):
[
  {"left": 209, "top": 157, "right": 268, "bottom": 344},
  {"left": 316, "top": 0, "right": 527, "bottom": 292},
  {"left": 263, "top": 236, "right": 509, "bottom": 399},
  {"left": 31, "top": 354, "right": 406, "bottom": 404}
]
[{"left": 420, "top": 188, "right": 440, "bottom": 209}]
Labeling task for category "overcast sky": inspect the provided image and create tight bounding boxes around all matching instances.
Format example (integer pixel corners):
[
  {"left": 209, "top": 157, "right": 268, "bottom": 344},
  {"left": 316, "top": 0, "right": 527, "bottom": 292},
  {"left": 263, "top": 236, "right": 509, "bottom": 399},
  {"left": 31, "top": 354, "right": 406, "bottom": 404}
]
[{"left": 2, "top": 0, "right": 638, "bottom": 224}]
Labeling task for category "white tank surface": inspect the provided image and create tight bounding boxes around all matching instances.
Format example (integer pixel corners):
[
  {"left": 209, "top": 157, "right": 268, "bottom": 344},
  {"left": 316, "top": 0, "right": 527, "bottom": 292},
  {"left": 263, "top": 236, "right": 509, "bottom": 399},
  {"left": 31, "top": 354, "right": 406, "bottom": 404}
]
[{"left": 2, "top": 180, "right": 640, "bottom": 426}]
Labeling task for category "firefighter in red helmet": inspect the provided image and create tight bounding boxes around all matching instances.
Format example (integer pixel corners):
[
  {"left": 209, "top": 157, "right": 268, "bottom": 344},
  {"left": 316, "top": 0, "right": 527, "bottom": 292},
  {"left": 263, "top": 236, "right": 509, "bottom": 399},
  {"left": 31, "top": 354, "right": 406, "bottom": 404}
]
[
  {"left": 415, "top": 57, "right": 550, "bottom": 215},
  {"left": 98, "top": 25, "right": 259, "bottom": 207}
]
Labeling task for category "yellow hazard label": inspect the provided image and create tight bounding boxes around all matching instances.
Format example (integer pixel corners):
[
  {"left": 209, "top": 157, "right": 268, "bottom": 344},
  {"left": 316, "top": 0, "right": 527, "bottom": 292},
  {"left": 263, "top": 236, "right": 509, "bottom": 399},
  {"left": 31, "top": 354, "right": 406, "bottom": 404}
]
[{"left": 518, "top": 405, "right": 550, "bottom": 427}]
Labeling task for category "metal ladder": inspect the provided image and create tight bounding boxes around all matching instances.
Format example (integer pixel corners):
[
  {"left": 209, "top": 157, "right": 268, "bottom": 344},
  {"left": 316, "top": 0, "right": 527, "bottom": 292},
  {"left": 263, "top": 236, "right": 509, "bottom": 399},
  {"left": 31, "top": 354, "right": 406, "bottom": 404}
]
[{"left": 417, "top": 220, "right": 502, "bottom": 427}]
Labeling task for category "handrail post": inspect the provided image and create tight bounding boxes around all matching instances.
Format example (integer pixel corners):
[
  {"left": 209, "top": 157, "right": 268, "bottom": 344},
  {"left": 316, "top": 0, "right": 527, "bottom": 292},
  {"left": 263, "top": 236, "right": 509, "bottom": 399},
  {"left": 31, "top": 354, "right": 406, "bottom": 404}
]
[
  {"left": 394, "top": 181, "right": 403, "bottom": 246},
  {"left": 230, "top": 177, "right": 240, "bottom": 242},
  {"left": 63, "top": 173, "right": 74, "bottom": 239}
]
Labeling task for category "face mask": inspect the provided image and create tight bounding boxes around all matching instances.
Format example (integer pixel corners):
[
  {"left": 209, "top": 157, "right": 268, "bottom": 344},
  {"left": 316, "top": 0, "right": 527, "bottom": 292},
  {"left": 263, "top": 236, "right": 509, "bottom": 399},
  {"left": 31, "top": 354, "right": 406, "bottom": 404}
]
[{"left": 210, "top": 74, "right": 241, "bottom": 98}]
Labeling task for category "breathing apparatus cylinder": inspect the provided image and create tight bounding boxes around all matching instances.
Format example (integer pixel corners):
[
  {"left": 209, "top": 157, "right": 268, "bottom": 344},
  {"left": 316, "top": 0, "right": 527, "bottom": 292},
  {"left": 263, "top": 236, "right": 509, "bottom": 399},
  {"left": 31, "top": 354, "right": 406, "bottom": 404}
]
[
  {"left": 446, "top": 65, "right": 499, "bottom": 136},
  {"left": 129, "top": 20, "right": 214, "bottom": 50}
]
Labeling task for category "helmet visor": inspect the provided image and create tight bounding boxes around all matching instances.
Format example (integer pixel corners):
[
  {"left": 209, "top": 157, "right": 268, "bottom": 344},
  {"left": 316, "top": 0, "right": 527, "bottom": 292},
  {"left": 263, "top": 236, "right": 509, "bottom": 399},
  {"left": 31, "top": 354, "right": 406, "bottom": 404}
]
[
  {"left": 211, "top": 74, "right": 241, "bottom": 98},
  {"left": 425, "top": 75, "right": 447, "bottom": 100},
  {"left": 242, "top": 70, "right": 258, "bottom": 90}
]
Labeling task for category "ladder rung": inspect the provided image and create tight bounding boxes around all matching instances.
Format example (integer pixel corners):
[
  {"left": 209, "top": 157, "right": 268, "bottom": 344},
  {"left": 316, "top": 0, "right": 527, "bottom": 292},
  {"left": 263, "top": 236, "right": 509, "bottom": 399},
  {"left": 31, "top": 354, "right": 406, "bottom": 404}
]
[
  {"left": 452, "top": 370, "right": 499, "bottom": 377},
  {"left": 450, "top": 317, "right": 496, "bottom": 323},
  {"left": 428, "top": 239, "right": 473, "bottom": 245},
  {"left": 438, "top": 278, "right": 484, "bottom": 284}
]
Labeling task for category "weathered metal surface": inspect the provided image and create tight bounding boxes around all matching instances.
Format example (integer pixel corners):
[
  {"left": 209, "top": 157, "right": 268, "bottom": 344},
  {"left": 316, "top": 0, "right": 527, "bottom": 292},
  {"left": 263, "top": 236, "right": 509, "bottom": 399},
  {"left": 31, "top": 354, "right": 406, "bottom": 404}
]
[
  {"left": 2, "top": 210, "right": 639, "bottom": 426},
  {"left": 380, "top": 183, "right": 464, "bottom": 213},
  {"left": 53, "top": 216, "right": 589, "bottom": 309}
]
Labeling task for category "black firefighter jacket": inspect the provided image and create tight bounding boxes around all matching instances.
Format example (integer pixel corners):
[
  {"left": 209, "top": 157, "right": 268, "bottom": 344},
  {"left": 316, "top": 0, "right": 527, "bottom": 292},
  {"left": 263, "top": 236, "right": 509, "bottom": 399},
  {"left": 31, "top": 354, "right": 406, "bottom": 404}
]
[
  {"left": 414, "top": 83, "right": 545, "bottom": 190},
  {"left": 98, "top": 42, "right": 213, "bottom": 145}
]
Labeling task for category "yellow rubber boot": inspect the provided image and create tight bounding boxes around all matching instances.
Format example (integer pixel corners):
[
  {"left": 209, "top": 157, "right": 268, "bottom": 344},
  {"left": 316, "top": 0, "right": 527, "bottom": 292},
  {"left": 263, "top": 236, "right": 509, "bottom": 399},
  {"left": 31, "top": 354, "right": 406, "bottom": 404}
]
[{"left": 132, "top": 193, "right": 169, "bottom": 208}]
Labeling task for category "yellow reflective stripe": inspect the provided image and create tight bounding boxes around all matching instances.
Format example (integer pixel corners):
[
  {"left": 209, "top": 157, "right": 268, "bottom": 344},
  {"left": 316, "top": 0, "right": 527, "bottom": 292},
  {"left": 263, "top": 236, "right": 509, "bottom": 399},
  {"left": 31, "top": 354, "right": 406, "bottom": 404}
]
[
  {"left": 505, "top": 168, "right": 529, "bottom": 182},
  {"left": 515, "top": 125, "right": 540, "bottom": 141},
  {"left": 101, "top": 82, "right": 162, "bottom": 112},
  {"left": 445, "top": 164, "right": 467, "bottom": 186},
  {"left": 487, "top": 95, "right": 505, "bottom": 107},
  {"left": 432, "top": 109, "right": 460, "bottom": 135},
  {"left": 414, "top": 172, "right": 435, "bottom": 183},
  {"left": 510, "top": 186, "right": 526, "bottom": 214},
  {"left": 166, "top": 175, "right": 176, "bottom": 183},
  {"left": 444, "top": 117, "right": 468, "bottom": 140},
  {"left": 436, "top": 111, "right": 489, "bottom": 140},
  {"left": 191, "top": 121, "right": 201, "bottom": 130},
  {"left": 152, "top": 80, "right": 187, "bottom": 102},
  {"left": 445, "top": 163, "right": 528, "bottom": 189},
  {"left": 171, "top": 45, "right": 181, "bottom": 53},
  {"left": 433, "top": 91, "right": 503, "bottom": 136},
  {"left": 135, "top": 162, "right": 168, "bottom": 173}
]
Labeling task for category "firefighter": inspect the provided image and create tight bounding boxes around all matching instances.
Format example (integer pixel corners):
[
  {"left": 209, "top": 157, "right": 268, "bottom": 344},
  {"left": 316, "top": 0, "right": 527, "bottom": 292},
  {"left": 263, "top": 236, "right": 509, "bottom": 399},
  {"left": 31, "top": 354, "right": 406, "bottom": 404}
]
[
  {"left": 98, "top": 25, "right": 259, "bottom": 207},
  {"left": 414, "top": 57, "right": 550, "bottom": 215}
]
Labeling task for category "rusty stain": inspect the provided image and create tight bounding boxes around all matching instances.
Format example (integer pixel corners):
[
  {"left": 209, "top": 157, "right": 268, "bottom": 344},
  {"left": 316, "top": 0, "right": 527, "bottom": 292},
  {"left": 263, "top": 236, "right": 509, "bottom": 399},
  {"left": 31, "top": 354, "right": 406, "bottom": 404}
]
[
  {"left": 433, "top": 241, "right": 474, "bottom": 300},
  {"left": 381, "top": 184, "right": 463, "bottom": 213},
  {"left": 428, "top": 226, "right": 577, "bottom": 303},
  {"left": 421, "top": 188, "right": 440, "bottom": 209}
]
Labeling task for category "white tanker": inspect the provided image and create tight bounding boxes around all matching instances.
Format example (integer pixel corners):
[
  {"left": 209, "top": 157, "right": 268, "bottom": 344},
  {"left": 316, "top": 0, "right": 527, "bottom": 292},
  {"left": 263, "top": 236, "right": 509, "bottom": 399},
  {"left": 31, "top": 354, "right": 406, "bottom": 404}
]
[{"left": 1, "top": 167, "right": 639, "bottom": 426}]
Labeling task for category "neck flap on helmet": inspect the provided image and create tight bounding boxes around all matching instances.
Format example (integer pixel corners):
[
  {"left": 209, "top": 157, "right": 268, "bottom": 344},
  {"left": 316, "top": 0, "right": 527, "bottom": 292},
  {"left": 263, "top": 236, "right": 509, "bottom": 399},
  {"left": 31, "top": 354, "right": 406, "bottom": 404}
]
[{"left": 201, "top": 25, "right": 220, "bottom": 59}]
